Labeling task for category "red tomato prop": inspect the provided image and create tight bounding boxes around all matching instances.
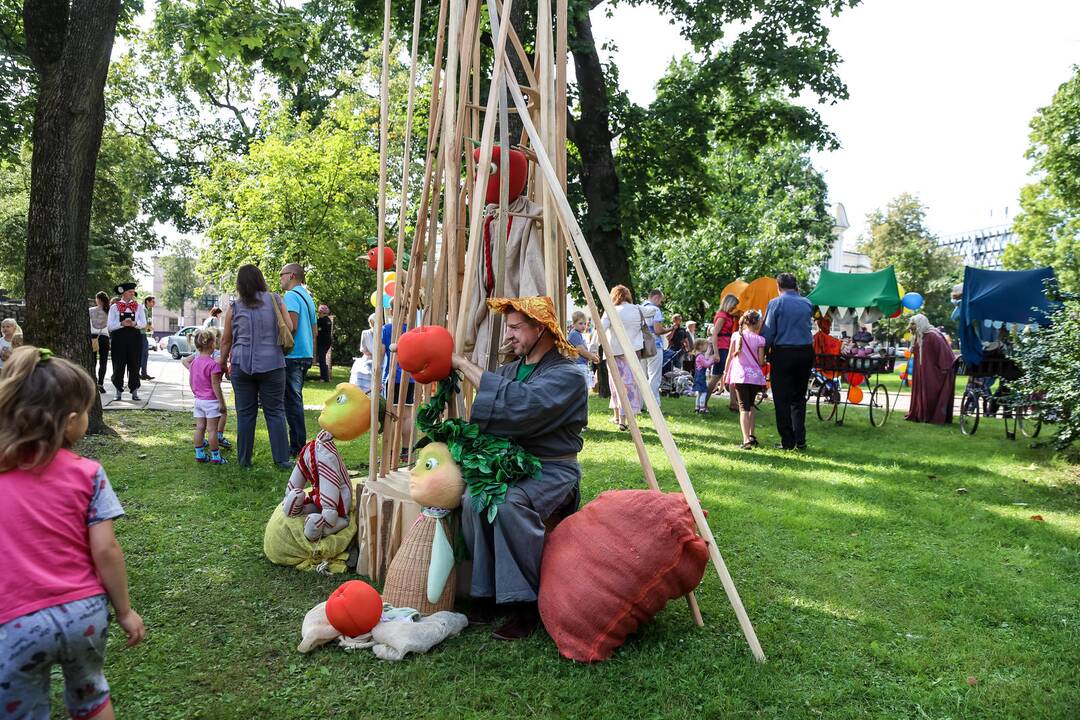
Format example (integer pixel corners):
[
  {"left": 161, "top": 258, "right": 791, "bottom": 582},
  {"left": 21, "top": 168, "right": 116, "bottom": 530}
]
[
  {"left": 397, "top": 325, "right": 455, "bottom": 383},
  {"left": 847, "top": 385, "right": 864, "bottom": 404},
  {"left": 367, "top": 246, "right": 395, "bottom": 272},
  {"left": 325, "top": 580, "right": 382, "bottom": 637},
  {"left": 474, "top": 146, "right": 528, "bottom": 204}
]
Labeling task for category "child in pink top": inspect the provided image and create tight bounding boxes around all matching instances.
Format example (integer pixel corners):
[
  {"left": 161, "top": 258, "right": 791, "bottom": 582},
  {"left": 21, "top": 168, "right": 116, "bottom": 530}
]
[
  {"left": 723, "top": 309, "right": 767, "bottom": 449},
  {"left": 0, "top": 346, "right": 144, "bottom": 720},
  {"left": 182, "top": 328, "right": 228, "bottom": 464},
  {"left": 692, "top": 339, "right": 715, "bottom": 413}
]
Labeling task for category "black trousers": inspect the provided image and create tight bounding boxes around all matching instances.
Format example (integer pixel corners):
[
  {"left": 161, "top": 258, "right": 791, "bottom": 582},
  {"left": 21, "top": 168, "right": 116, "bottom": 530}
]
[
  {"left": 316, "top": 341, "right": 331, "bottom": 382},
  {"left": 769, "top": 345, "right": 814, "bottom": 449},
  {"left": 92, "top": 334, "right": 110, "bottom": 386},
  {"left": 110, "top": 327, "right": 142, "bottom": 393}
]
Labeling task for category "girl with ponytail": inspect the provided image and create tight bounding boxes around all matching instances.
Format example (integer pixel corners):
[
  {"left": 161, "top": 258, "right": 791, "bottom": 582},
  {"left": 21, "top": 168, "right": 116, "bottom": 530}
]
[{"left": 0, "top": 346, "right": 144, "bottom": 719}]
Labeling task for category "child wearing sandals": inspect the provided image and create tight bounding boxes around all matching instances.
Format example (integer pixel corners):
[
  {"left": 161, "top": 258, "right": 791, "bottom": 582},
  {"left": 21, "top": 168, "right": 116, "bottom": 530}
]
[
  {"left": 0, "top": 346, "right": 145, "bottom": 719},
  {"left": 182, "top": 328, "right": 228, "bottom": 464},
  {"left": 723, "top": 309, "right": 767, "bottom": 449}
]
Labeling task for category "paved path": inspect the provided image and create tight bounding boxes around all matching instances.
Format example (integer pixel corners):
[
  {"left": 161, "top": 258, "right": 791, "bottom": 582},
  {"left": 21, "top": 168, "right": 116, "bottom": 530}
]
[{"left": 101, "top": 352, "right": 324, "bottom": 412}]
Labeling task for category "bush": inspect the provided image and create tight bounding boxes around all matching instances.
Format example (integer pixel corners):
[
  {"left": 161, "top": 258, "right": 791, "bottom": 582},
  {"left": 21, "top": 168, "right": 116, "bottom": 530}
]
[{"left": 1013, "top": 297, "right": 1080, "bottom": 452}]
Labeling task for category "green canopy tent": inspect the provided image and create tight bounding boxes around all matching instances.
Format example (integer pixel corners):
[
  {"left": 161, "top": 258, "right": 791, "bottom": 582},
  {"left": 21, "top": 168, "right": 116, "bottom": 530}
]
[{"left": 807, "top": 266, "right": 902, "bottom": 325}]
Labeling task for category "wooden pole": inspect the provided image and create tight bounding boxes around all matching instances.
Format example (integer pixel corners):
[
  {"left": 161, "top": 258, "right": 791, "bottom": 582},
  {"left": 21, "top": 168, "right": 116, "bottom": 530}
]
[
  {"left": 501, "top": 60, "right": 765, "bottom": 663},
  {"left": 566, "top": 230, "right": 703, "bottom": 627},
  {"left": 451, "top": 0, "right": 516, "bottom": 346},
  {"left": 369, "top": 0, "right": 394, "bottom": 482},
  {"left": 537, "top": 0, "right": 557, "bottom": 300},
  {"left": 555, "top": 0, "right": 568, "bottom": 323}
]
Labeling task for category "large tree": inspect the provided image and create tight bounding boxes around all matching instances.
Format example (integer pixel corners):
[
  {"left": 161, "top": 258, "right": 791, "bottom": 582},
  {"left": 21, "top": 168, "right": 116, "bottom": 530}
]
[
  {"left": 21, "top": 0, "right": 124, "bottom": 432},
  {"left": 634, "top": 140, "right": 833, "bottom": 318},
  {"left": 161, "top": 238, "right": 201, "bottom": 325},
  {"left": 1003, "top": 66, "right": 1080, "bottom": 294},
  {"left": 858, "top": 193, "right": 961, "bottom": 332}
]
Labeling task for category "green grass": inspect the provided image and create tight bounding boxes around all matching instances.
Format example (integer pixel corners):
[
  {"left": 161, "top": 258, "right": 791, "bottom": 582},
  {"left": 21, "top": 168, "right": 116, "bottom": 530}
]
[{"left": 72, "top": 394, "right": 1078, "bottom": 719}]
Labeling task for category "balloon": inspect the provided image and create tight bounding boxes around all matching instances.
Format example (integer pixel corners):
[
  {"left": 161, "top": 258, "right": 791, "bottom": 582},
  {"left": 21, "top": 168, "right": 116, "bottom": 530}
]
[
  {"left": 370, "top": 291, "right": 379, "bottom": 308},
  {"left": 901, "top": 292, "right": 924, "bottom": 311},
  {"left": 903, "top": 349, "right": 912, "bottom": 359},
  {"left": 383, "top": 280, "right": 397, "bottom": 297},
  {"left": 889, "top": 307, "right": 902, "bottom": 318},
  {"left": 383, "top": 271, "right": 397, "bottom": 284},
  {"left": 382, "top": 294, "right": 392, "bottom": 309},
  {"left": 845, "top": 372, "right": 865, "bottom": 386},
  {"left": 847, "top": 385, "right": 864, "bottom": 404}
]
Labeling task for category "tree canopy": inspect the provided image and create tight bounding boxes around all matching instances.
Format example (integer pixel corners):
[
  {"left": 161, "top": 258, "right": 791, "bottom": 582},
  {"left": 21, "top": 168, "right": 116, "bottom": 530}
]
[{"left": 1004, "top": 66, "right": 1080, "bottom": 294}]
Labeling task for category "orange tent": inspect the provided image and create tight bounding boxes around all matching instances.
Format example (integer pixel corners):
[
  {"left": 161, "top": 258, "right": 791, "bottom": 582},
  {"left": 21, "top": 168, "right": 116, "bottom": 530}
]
[
  {"left": 719, "top": 280, "right": 748, "bottom": 306},
  {"left": 736, "top": 276, "right": 780, "bottom": 318}
]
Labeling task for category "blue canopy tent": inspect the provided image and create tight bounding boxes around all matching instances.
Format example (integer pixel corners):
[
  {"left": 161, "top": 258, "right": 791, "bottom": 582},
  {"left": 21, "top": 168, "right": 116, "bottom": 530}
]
[{"left": 956, "top": 266, "right": 1058, "bottom": 365}]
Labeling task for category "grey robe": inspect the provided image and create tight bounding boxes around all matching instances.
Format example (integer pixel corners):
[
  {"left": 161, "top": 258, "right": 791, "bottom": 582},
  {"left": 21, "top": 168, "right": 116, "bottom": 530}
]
[{"left": 461, "top": 347, "right": 589, "bottom": 602}]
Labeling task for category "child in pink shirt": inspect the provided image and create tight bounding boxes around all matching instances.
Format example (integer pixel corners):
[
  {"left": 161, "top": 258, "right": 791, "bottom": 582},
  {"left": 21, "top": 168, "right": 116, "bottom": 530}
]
[
  {"left": 0, "top": 346, "right": 144, "bottom": 720},
  {"left": 723, "top": 309, "right": 767, "bottom": 449},
  {"left": 182, "top": 328, "right": 228, "bottom": 464}
]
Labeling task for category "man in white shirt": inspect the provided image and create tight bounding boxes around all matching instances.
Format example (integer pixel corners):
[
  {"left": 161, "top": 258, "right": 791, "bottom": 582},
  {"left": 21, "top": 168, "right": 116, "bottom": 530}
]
[{"left": 640, "top": 289, "right": 672, "bottom": 404}]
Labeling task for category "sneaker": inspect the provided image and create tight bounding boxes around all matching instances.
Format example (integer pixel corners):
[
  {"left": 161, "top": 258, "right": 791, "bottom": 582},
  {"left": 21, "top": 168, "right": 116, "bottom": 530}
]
[
  {"left": 217, "top": 435, "right": 233, "bottom": 449},
  {"left": 115, "top": 391, "right": 123, "bottom": 402},
  {"left": 210, "top": 451, "right": 227, "bottom": 464},
  {"left": 195, "top": 446, "right": 208, "bottom": 463},
  {"left": 97, "top": 385, "right": 106, "bottom": 394},
  {"left": 131, "top": 392, "right": 141, "bottom": 401},
  {"left": 276, "top": 461, "right": 295, "bottom": 471}
]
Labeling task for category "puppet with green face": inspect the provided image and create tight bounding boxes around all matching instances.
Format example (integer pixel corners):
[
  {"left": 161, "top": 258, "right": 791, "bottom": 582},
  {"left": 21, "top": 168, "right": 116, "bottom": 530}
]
[{"left": 382, "top": 442, "right": 464, "bottom": 614}]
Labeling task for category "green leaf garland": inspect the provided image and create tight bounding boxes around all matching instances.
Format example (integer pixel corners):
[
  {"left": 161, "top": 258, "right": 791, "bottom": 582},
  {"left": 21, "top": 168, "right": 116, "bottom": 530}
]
[{"left": 416, "top": 372, "right": 541, "bottom": 521}]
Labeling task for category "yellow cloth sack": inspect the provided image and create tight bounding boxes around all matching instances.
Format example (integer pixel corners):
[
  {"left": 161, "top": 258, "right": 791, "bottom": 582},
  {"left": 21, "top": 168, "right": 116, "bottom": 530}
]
[{"left": 263, "top": 505, "right": 356, "bottom": 574}]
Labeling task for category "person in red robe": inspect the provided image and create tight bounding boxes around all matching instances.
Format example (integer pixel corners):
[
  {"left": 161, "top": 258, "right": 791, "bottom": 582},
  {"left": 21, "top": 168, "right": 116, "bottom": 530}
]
[
  {"left": 905, "top": 314, "right": 956, "bottom": 424},
  {"left": 813, "top": 316, "right": 843, "bottom": 380}
]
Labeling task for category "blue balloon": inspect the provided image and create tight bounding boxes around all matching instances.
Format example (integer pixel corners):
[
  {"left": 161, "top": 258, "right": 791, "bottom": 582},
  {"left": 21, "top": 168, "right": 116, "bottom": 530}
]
[
  {"left": 382, "top": 293, "right": 392, "bottom": 309},
  {"left": 901, "top": 292, "right": 924, "bottom": 311}
]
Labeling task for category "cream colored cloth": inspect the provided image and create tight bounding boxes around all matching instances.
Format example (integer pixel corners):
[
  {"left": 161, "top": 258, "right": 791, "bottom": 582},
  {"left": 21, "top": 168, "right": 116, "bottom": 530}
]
[{"left": 466, "top": 196, "right": 547, "bottom": 365}]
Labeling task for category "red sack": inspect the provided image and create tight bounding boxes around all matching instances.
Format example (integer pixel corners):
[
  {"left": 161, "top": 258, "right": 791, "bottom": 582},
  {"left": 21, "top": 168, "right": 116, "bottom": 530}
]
[{"left": 539, "top": 490, "right": 708, "bottom": 662}]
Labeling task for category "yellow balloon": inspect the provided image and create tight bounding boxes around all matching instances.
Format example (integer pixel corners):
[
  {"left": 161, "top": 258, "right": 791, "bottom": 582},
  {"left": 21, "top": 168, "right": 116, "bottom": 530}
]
[
  {"left": 383, "top": 272, "right": 397, "bottom": 284},
  {"left": 370, "top": 291, "right": 379, "bottom": 308}
]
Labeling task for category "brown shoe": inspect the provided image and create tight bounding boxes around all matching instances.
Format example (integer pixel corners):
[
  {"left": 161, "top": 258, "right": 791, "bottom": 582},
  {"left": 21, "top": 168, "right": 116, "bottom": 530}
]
[
  {"left": 466, "top": 597, "right": 496, "bottom": 626},
  {"left": 491, "top": 602, "right": 539, "bottom": 641}
]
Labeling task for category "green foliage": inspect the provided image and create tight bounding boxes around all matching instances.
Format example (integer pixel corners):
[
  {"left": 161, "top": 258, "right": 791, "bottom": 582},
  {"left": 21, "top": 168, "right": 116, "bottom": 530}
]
[
  {"left": 416, "top": 373, "right": 542, "bottom": 522},
  {"left": 858, "top": 193, "right": 962, "bottom": 333},
  {"left": 1014, "top": 297, "right": 1080, "bottom": 453},
  {"left": 0, "top": 130, "right": 161, "bottom": 297},
  {"left": 1004, "top": 66, "right": 1080, "bottom": 294},
  {"left": 633, "top": 142, "right": 833, "bottom": 319},
  {"left": 189, "top": 61, "right": 424, "bottom": 356},
  {"left": 161, "top": 238, "right": 201, "bottom": 321}
]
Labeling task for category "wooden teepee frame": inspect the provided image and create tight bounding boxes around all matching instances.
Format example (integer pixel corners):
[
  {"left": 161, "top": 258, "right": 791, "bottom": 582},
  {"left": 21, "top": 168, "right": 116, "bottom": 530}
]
[{"left": 365, "top": 0, "right": 765, "bottom": 663}]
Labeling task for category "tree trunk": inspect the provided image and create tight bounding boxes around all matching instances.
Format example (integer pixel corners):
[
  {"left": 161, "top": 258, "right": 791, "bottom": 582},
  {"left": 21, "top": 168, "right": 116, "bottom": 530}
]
[
  {"left": 567, "top": 2, "right": 631, "bottom": 290},
  {"left": 23, "top": 0, "right": 121, "bottom": 434}
]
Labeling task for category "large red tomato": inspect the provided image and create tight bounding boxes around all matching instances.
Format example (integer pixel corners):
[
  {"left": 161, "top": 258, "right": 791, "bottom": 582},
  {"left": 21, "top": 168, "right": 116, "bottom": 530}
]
[
  {"left": 397, "top": 325, "right": 455, "bottom": 383},
  {"left": 325, "top": 580, "right": 382, "bottom": 637},
  {"left": 473, "top": 146, "right": 528, "bottom": 204}
]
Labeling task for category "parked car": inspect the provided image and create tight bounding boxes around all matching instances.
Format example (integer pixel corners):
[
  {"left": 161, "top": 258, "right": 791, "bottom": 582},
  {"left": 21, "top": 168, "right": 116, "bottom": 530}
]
[{"left": 165, "top": 326, "right": 201, "bottom": 358}]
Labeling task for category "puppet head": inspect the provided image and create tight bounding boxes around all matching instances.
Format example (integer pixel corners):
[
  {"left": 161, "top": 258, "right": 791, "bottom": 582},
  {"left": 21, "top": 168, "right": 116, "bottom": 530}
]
[
  {"left": 318, "top": 383, "right": 372, "bottom": 441},
  {"left": 474, "top": 146, "right": 528, "bottom": 204},
  {"left": 409, "top": 443, "right": 463, "bottom": 510}
]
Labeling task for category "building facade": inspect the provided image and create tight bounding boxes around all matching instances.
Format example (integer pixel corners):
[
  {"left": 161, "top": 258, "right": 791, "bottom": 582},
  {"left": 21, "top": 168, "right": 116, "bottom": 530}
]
[
  {"left": 937, "top": 225, "right": 1015, "bottom": 270},
  {"left": 151, "top": 256, "right": 229, "bottom": 336}
]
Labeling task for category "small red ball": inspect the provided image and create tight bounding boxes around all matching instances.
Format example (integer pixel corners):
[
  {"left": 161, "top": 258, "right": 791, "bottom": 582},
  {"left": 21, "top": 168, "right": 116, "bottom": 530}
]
[
  {"left": 325, "top": 580, "right": 383, "bottom": 637},
  {"left": 367, "top": 247, "right": 395, "bottom": 272}
]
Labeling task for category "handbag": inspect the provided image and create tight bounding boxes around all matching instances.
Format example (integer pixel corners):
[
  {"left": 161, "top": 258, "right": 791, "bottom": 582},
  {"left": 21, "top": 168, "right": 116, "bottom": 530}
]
[
  {"left": 271, "top": 292, "right": 295, "bottom": 353},
  {"left": 90, "top": 335, "right": 99, "bottom": 353},
  {"left": 637, "top": 307, "right": 657, "bottom": 359}
]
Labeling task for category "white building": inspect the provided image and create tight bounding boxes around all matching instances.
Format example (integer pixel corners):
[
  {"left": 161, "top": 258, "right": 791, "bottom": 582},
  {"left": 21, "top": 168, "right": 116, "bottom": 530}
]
[
  {"left": 937, "top": 225, "right": 1014, "bottom": 269},
  {"left": 824, "top": 203, "right": 872, "bottom": 275}
]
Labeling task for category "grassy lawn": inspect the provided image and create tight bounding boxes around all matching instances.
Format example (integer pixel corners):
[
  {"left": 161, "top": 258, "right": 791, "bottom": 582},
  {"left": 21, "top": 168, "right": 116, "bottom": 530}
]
[{"left": 75, "top": 391, "right": 1078, "bottom": 719}]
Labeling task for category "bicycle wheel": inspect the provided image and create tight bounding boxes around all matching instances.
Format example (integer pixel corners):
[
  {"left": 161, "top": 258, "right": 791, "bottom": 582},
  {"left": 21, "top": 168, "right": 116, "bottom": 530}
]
[
  {"left": 959, "top": 389, "right": 980, "bottom": 436},
  {"left": 869, "top": 384, "right": 890, "bottom": 427},
  {"left": 816, "top": 383, "right": 837, "bottom": 422},
  {"left": 1019, "top": 408, "right": 1042, "bottom": 438}
]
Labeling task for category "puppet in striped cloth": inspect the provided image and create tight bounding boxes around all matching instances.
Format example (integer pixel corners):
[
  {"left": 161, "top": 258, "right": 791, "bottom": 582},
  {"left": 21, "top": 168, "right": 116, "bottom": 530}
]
[{"left": 282, "top": 383, "right": 372, "bottom": 541}]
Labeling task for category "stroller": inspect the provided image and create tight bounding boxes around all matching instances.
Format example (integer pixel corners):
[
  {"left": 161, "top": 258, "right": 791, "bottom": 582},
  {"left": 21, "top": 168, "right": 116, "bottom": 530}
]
[{"left": 659, "top": 348, "right": 692, "bottom": 398}]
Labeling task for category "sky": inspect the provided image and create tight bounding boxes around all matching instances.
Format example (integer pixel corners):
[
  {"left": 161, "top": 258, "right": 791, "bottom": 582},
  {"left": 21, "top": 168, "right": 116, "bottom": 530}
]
[{"left": 590, "top": 0, "right": 1080, "bottom": 247}]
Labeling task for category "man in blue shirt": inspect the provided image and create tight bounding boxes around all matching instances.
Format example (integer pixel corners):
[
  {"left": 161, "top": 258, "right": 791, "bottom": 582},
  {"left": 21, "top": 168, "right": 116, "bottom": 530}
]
[
  {"left": 280, "top": 262, "right": 317, "bottom": 457},
  {"left": 762, "top": 273, "right": 814, "bottom": 450}
]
